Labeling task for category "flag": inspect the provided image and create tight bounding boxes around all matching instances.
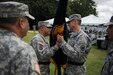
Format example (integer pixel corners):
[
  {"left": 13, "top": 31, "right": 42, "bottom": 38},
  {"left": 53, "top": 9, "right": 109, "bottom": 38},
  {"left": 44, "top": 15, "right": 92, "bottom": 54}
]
[{"left": 50, "top": 0, "right": 68, "bottom": 75}]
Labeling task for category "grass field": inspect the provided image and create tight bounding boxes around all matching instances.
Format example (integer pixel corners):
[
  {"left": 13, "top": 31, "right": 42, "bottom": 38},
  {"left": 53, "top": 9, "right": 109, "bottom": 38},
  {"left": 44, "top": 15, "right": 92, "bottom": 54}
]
[{"left": 23, "top": 31, "right": 107, "bottom": 75}]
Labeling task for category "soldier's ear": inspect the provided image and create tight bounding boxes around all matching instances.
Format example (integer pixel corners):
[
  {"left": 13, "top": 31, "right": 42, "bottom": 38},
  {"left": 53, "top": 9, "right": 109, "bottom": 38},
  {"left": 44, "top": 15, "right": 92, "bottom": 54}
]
[{"left": 18, "top": 17, "right": 26, "bottom": 29}]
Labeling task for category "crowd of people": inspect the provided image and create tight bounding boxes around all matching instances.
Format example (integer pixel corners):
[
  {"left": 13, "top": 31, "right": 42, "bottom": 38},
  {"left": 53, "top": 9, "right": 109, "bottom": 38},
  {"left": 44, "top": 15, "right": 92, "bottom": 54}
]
[{"left": 0, "top": 1, "right": 113, "bottom": 75}]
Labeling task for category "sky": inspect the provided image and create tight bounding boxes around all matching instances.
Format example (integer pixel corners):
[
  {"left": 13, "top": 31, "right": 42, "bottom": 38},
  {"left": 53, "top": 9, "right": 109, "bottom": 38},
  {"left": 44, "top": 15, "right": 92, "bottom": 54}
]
[{"left": 93, "top": 0, "right": 113, "bottom": 22}]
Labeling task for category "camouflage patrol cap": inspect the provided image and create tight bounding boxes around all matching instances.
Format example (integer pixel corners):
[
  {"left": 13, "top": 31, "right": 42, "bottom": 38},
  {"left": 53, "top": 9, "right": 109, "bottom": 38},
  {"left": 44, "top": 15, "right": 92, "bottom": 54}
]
[
  {"left": 0, "top": 1, "right": 35, "bottom": 20},
  {"left": 67, "top": 14, "right": 81, "bottom": 23},
  {"left": 38, "top": 21, "right": 52, "bottom": 28}
]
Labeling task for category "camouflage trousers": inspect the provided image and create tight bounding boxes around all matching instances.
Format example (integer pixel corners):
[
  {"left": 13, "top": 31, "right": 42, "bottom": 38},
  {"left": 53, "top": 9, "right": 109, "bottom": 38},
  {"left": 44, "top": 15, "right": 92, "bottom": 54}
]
[
  {"left": 39, "top": 64, "right": 50, "bottom": 75},
  {"left": 63, "top": 64, "right": 86, "bottom": 75}
]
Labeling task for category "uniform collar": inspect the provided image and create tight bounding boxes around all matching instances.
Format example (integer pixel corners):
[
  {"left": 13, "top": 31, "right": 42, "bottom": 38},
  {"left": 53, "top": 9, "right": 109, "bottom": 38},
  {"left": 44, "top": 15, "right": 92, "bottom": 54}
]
[
  {"left": 39, "top": 33, "right": 45, "bottom": 39},
  {"left": 0, "top": 28, "right": 20, "bottom": 38},
  {"left": 39, "top": 33, "right": 49, "bottom": 44},
  {"left": 70, "top": 29, "right": 82, "bottom": 38}
]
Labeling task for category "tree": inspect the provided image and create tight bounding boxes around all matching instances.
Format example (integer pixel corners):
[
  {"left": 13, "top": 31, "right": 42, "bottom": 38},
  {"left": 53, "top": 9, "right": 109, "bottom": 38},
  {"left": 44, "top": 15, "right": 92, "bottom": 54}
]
[
  {"left": 68, "top": 0, "right": 97, "bottom": 17},
  {"left": 0, "top": 0, "right": 97, "bottom": 29},
  {"left": 27, "top": 0, "right": 58, "bottom": 29},
  {"left": 0, "top": 0, "right": 57, "bottom": 21}
]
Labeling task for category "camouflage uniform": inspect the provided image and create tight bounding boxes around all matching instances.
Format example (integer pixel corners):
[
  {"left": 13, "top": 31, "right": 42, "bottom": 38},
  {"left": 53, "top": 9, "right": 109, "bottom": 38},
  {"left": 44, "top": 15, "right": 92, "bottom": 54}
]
[
  {"left": 30, "top": 33, "right": 58, "bottom": 75},
  {"left": 0, "top": 1, "right": 40, "bottom": 75},
  {"left": 60, "top": 30, "right": 91, "bottom": 75},
  {"left": 0, "top": 29, "right": 39, "bottom": 75},
  {"left": 101, "top": 41, "right": 113, "bottom": 75}
]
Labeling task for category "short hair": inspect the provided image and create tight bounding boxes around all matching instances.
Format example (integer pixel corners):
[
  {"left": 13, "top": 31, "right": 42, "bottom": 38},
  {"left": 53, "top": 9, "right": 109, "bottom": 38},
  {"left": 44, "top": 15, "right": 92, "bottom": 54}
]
[
  {"left": 0, "top": 17, "right": 18, "bottom": 25},
  {"left": 77, "top": 19, "right": 81, "bottom": 25}
]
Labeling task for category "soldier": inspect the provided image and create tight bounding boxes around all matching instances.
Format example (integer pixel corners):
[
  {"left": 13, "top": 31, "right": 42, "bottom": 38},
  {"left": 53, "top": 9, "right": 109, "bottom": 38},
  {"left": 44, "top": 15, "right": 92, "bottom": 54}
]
[
  {"left": 101, "top": 16, "right": 113, "bottom": 75},
  {"left": 0, "top": 1, "right": 41, "bottom": 75},
  {"left": 57, "top": 14, "right": 92, "bottom": 75},
  {"left": 30, "top": 21, "right": 59, "bottom": 75}
]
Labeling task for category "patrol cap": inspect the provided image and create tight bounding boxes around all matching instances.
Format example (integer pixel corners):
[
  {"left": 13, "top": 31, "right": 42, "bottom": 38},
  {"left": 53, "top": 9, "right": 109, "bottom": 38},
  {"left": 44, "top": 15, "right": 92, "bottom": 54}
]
[
  {"left": 105, "top": 22, "right": 113, "bottom": 26},
  {"left": 67, "top": 14, "right": 81, "bottom": 23},
  {"left": 38, "top": 21, "right": 52, "bottom": 28},
  {"left": 0, "top": 1, "right": 35, "bottom": 20},
  {"left": 105, "top": 16, "right": 113, "bottom": 26}
]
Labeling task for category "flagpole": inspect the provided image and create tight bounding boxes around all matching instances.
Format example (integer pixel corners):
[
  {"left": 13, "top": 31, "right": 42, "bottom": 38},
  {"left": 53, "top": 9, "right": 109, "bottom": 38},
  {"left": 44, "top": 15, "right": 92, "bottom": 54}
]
[{"left": 50, "top": 0, "right": 68, "bottom": 75}]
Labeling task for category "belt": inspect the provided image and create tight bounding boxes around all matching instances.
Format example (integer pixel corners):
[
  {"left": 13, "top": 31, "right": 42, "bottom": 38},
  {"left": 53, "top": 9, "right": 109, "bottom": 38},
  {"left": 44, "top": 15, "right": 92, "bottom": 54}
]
[
  {"left": 38, "top": 61, "right": 50, "bottom": 65},
  {"left": 67, "top": 61, "right": 84, "bottom": 66}
]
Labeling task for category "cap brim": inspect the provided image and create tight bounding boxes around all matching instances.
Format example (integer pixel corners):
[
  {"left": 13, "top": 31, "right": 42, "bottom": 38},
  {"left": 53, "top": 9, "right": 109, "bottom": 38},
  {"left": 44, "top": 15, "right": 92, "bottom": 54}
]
[
  {"left": 45, "top": 26, "right": 52, "bottom": 28},
  {"left": 25, "top": 12, "right": 35, "bottom": 20},
  {"left": 46, "top": 26, "right": 52, "bottom": 28},
  {"left": 66, "top": 20, "right": 71, "bottom": 23},
  {"left": 105, "top": 22, "right": 113, "bottom": 26},
  {"left": 27, "top": 14, "right": 35, "bottom": 20},
  {"left": 42, "top": 25, "right": 52, "bottom": 28},
  {"left": 46, "top": 24, "right": 52, "bottom": 28},
  {"left": 66, "top": 18, "right": 74, "bottom": 23}
]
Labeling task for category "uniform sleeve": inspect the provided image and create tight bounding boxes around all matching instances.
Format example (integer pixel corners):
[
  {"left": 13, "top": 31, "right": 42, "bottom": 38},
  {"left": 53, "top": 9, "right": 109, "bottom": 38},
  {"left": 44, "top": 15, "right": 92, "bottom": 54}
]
[
  {"left": 30, "top": 38, "right": 58, "bottom": 58},
  {"left": 60, "top": 36, "right": 91, "bottom": 62},
  {"left": 101, "top": 53, "right": 113, "bottom": 75},
  {"left": 13, "top": 45, "right": 40, "bottom": 75},
  {"left": 38, "top": 43, "right": 58, "bottom": 58},
  {"left": 108, "top": 55, "right": 113, "bottom": 75}
]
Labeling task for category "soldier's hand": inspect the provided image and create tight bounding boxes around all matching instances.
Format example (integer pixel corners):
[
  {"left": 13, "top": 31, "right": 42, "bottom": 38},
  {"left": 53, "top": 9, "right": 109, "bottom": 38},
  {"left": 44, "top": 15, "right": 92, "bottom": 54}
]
[
  {"left": 55, "top": 42, "right": 60, "bottom": 50},
  {"left": 34, "top": 63, "right": 41, "bottom": 75},
  {"left": 57, "top": 34, "right": 63, "bottom": 43}
]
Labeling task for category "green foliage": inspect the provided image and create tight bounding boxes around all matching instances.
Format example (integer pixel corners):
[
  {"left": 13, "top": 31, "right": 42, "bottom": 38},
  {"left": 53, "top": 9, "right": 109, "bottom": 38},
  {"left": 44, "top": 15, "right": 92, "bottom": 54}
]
[
  {"left": 86, "top": 46, "right": 106, "bottom": 75},
  {"left": 0, "top": 0, "right": 57, "bottom": 21},
  {"left": 68, "top": 0, "right": 97, "bottom": 17},
  {"left": 0, "top": 0, "right": 97, "bottom": 19},
  {"left": 23, "top": 31, "right": 37, "bottom": 43},
  {"left": 0, "top": 0, "right": 97, "bottom": 27},
  {"left": 28, "top": 0, "right": 57, "bottom": 21}
]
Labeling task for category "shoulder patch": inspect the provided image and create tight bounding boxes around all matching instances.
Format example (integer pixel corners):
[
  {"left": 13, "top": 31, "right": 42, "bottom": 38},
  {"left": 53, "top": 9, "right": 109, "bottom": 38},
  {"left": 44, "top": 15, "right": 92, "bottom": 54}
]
[{"left": 38, "top": 41, "right": 45, "bottom": 51}]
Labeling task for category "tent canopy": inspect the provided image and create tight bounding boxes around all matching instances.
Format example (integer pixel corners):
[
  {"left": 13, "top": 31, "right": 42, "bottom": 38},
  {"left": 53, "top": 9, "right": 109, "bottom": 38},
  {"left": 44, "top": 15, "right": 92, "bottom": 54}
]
[
  {"left": 44, "top": 15, "right": 109, "bottom": 25},
  {"left": 81, "top": 14, "right": 108, "bottom": 25}
]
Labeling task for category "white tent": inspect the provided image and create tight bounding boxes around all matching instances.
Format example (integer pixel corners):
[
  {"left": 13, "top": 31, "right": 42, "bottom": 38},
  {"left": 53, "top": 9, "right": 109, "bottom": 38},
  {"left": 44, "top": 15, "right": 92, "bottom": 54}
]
[
  {"left": 44, "top": 15, "right": 109, "bottom": 25},
  {"left": 44, "top": 17, "right": 69, "bottom": 25},
  {"left": 81, "top": 14, "right": 108, "bottom": 25}
]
